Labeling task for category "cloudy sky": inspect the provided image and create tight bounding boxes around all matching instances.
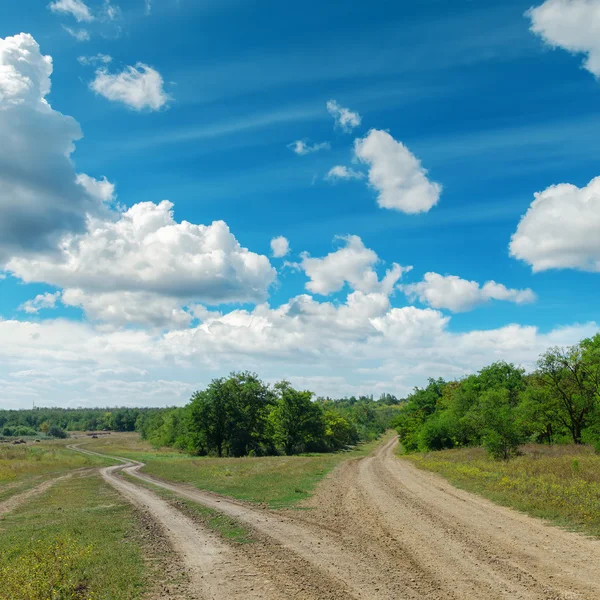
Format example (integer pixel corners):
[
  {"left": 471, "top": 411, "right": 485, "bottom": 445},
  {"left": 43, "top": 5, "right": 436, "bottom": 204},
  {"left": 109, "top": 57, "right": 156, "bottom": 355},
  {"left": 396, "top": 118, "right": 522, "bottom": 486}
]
[{"left": 1, "top": 0, "right": 599, "bottom": 408}]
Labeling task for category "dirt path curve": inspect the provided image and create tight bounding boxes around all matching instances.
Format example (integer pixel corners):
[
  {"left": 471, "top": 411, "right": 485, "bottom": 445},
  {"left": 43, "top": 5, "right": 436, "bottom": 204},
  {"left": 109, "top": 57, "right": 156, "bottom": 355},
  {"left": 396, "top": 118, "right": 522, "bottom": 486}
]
[
  {"left": 69, "top": 444, "right": 350, "bottom": 600},
  {"left": 72, "top": 439, "right": 600, "bottom": 600},
  {"left": 299, "top": 436, "right": 600, "bottom": 600}
]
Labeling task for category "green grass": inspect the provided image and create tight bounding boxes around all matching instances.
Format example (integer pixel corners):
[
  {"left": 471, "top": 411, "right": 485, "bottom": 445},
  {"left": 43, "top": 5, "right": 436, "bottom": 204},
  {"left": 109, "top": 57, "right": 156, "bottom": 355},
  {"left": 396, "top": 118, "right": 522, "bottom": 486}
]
[
  {"left": 85, "top": 432, "right": 386, "bottom": 508},
  {"left": 404, "top": 443, "right": 600, "bottom": 537},
  {"left": 122, "top": 472, "right": 254, "bottom": 544},
  {"left": 0, "top": 472, "right": 151, "bottom": 600},
  {"left": 0, "top": 441, "right": 113, "bottom": 500}
]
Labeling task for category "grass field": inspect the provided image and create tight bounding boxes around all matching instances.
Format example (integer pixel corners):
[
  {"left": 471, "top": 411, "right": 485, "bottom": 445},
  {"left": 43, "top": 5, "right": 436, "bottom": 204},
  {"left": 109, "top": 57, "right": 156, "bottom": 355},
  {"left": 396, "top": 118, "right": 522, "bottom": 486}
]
[
  {"left": 85, "top": 432, "right": 387, "bottom": 507},
  {"left": 405, "top": 444, "right": 600, "bottom": 537},
  {"left": 0, "top": 472, "right": 152, "bottom": 600},
  {"left": 0, "top": 441, "right": 114, "bottom": 503}
]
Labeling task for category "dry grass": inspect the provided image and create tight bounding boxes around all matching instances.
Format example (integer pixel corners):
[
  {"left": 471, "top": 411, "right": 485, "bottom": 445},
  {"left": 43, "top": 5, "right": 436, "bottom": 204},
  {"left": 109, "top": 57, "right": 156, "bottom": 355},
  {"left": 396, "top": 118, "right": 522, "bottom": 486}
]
[
  {"left": 0, "top": 441, "right": 112, "bottom": 503},
  {"left": 405, "top": 444, "right": 600, "bottom": 537}
]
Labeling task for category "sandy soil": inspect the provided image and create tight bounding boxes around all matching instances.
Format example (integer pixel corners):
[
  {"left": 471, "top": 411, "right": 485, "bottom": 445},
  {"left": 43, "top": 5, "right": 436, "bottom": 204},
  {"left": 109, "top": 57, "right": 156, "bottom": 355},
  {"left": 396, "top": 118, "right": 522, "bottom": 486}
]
[{"left": 71, "top": 438, "right": 600, "bottom": 600}]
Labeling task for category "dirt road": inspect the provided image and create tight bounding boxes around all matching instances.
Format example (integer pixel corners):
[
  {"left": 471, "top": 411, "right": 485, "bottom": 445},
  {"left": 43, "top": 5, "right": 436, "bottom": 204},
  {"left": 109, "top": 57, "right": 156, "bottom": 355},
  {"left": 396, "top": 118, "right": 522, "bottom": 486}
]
[{"left": 72, "top": 438, "right": 600, "bottom": 600}]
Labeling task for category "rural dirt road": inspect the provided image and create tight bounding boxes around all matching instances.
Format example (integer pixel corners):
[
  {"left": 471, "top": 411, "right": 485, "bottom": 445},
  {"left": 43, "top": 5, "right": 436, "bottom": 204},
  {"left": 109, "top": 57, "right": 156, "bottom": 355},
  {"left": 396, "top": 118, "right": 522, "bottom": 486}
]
[{"left": 71, "top": 438, "right": 600, "bottom": 600}]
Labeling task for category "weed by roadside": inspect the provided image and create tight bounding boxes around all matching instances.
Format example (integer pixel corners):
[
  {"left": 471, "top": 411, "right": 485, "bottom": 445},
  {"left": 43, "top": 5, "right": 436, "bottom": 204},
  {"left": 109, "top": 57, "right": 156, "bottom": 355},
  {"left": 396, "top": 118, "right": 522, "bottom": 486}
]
[{"left": 404, "top": 444, "right": 600, "bottom": 537}]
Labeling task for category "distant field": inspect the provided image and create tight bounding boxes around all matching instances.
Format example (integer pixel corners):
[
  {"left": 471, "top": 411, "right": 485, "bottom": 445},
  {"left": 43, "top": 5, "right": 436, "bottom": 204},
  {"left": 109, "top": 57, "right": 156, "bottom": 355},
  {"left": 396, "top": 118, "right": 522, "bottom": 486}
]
[
  {"left": 85, "top": 432, "right": 387, "bottom": 507},
  {"left": 0, "top": 472, "right": 153, "bottom": 600},
  {"left": 405, "top": 444, "right": 600, "bottom": 537},
  {"left": 0, "top": 440, "right": 113, "bottom": 503}
]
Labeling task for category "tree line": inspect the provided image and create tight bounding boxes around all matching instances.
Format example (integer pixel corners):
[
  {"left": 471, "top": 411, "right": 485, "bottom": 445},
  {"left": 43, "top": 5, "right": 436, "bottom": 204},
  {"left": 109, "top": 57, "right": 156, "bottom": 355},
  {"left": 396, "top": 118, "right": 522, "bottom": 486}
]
[
  {"left": 393, "top": 333, "right": 600, "bottom": 459},
  {"left": 0, "top": 407, "right": 151, "bottom": 437},
  {"left": 137, "top": 373, "right": 401, "bottom": 456}
]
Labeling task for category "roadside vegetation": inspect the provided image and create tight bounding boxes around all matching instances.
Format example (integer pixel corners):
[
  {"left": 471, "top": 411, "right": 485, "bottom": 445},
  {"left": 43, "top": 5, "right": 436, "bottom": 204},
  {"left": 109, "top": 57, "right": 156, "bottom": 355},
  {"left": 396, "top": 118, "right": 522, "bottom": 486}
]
[
  {"left": 0, "top": 473, "right": 152, "bottom": 600},
  {"left": 394, "top": 332, "right": 600, "bottom": 537},
  {"left": 87, "top": 432, "right": 386, "bottom": 507},
  {"left": 406, "top": 444, "right": 600, "bottom": 536},
  {"left": 393, "top": 333, "right": 600, "bottom": 459}
]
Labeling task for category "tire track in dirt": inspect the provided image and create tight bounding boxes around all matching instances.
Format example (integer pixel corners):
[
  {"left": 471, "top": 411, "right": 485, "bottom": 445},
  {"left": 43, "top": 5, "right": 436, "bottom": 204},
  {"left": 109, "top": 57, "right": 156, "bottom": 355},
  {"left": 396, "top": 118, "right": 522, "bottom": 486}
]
[
  {"left": 72, "top": 438, "right": 600, "bottom": 600},
  {"left": 301, "top": 436, "right": 600, "bottom": 600},
  {"left": 70, "top": 445, "right": 354, "bottom": 600}
]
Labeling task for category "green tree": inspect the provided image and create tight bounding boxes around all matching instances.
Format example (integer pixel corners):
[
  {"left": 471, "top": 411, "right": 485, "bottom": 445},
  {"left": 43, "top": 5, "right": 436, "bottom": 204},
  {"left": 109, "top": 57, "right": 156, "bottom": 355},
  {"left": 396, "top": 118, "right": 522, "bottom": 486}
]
[
  {"left": 537, "top": 335, "right": 600, "bottom": 444},
  {"left": 269, "top": 381, "right": 324, "bottom": 455},
  {"left": 479, "top": 389, "right": 522, "bottom": 460}
]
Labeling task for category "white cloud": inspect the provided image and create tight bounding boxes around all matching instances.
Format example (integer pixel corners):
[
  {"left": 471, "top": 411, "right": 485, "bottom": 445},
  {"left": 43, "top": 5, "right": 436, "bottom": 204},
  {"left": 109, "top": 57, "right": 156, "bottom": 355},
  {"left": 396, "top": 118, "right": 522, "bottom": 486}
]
[
  {"left": 145, "top": 0, "right": 152, "bottom": 15},
  {"left": 61, "top": 289, "right": 193, "bottom": 329},
  {"left": 78, "top": 54, "right": 112, "bottom": 66},
  {"left": 90, "top": 63, "right": 169, "bottom": 111},
  {"left": 354, "top": 129, "right": 441, "bottom": 213},
  {"left": 49, "top": 0, "right": 94, "bottom": 22},
  {"left": 19, "top": 292, "right": 61, "bottom": 314},
  {"left": 75, "top": 173, "right": 116, "bottom": 204},
  {"left": 300, "top": 235, "right": 411, "bottom": 296},
  {"left": 0, "top": 33, "right": 108, "bottom": 263},
  {"left": 527, "top": 0, "right": 600, "bottom": 77},
  {"left": 402, "top": 272, "right": 537, "bottom": 313},
  {"left": 0, "top": 291, "right": 596, "bottom": 406},
  {"left": 325, "top": 165, "right": 365, "bottom": 181},
  {"left": 7, "top": 200, "right": 277, "bottom": 305},
  {"left": 326, "top": 99, "right": 361, "bottom": 132},
  {"left": 289, "top": 140, "right": 330, "bottom": 155},
  {"left": 270, "top": 236, "right": 290, "bottom": 258},
  {"left": 62, "top": 26, "right": 90, "bottom": 41},
  {"left": 510, "top": 176, "right": 600, "bottom": 272}
]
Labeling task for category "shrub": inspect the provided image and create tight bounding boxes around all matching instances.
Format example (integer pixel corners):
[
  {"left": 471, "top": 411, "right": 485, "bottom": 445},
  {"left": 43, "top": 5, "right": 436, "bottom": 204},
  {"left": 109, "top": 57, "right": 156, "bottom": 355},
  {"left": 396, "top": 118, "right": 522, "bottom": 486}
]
[{"left": 47, "top": 426, "right": 68, "bottom": 439}]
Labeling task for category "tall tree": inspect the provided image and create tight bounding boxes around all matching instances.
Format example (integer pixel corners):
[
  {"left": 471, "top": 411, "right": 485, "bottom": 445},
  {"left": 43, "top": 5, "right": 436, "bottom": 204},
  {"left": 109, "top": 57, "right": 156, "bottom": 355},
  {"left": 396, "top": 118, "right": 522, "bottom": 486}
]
[
  {"left": 537, "top": 334, "right": 600, "bottom": 444},
  {"left": 269, "top": 381, "right": 324, "bottom": 455}
]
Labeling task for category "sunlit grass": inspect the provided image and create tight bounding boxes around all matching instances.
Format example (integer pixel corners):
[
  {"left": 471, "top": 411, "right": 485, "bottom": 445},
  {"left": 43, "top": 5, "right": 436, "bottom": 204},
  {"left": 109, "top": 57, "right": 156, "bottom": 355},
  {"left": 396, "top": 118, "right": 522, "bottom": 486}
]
[
  {"left": 0, "top": 473, "right": 149, "bottom": 600},
  {"left": 405, "top": 444, "right": 600, "bottom": 536},
  {"left": 86, "top": 432, "right": 386, "bottom": 507}
]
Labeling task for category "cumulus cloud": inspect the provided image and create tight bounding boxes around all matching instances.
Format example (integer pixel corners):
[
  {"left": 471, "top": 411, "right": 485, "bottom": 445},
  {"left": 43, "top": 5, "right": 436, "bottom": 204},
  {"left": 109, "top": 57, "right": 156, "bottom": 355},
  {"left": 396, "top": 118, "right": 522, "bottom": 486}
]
[
  {"left": 402, "top": 272, "right": 537, "bottom": 313},
  {"left": 527, "top": 0, "right": 600, "bottom": 77},
  {"left": 90, "top": 63, "right": 169, "bottom": 110},
  {"left": 289, "top": 140, "right": 330, "bottom": 155},
  {"left": 0, "top": 290, "right": 596, "bottom": 405},
  {"left": 49, "top": 0, "right": 94, "bottom": 22},
  {"left": 270, "top": 236, "right": 290, "bottom": 258},
  {"left": 62, "top": 26, "right": 90, "bottom": 41},
  {"left": 19, "top": 292, "right": 61, "bottom": 314},
  {"left": 325, "top": 165, "right": 365, "bottom": 181},
  {"left": 326, "top": 99, "right": 361, "bottom": 132},
  {"left": 354, "top": 129, "right": 441, "bottom": 213},
  {"left": 7, "top": 200, "right": 277, "bottom": 305},
  {"left": 0, "top": 33, "right": 109, "bottom": 263},
  {"left": 62, "top": 289, "right": 193, "bottom": 329},
  {"left": 300, "top": 235, "right": 411, "bottom": 296},
  {"left": 510, "top": 176, "right": 600, "bottom": 272}
]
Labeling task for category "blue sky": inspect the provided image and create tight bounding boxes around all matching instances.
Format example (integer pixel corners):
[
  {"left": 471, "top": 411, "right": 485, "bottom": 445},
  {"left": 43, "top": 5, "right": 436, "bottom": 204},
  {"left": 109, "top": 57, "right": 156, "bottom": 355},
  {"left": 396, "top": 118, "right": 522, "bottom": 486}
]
[{"left": 1, "top": 0, "right": 599, "bottom": 407}]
